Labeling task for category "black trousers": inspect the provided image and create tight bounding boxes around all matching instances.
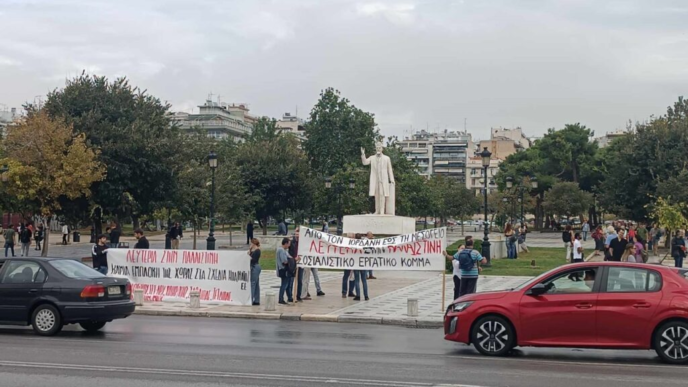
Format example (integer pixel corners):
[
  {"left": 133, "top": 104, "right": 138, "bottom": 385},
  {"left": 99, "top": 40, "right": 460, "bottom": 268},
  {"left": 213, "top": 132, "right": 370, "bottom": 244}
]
[
  {"left": 459, "top": 277, "right": 478, "bottom": 297},
  {"left": 453, "top": 275, "right": 461, "bottom": 300}
]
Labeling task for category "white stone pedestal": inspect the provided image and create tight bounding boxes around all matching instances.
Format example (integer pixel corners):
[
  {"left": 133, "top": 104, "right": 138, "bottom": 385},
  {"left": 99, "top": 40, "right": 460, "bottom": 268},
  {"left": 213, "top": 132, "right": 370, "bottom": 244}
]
[{"left": 342, "top": 214, "right": 416, "bottom": 235}]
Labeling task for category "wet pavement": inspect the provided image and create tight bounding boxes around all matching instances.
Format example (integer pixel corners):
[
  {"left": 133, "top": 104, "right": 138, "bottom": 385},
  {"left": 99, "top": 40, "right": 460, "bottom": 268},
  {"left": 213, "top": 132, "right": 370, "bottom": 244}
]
[{"left": 0, "top": 315, "right": 686, "bottom": 387}]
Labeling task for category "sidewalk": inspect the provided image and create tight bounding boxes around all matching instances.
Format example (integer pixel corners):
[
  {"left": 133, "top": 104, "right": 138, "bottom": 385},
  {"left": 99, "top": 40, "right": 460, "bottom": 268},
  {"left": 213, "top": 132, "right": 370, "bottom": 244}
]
[{"left": 134, "top": 272, "right": 531, "bottom": 328}]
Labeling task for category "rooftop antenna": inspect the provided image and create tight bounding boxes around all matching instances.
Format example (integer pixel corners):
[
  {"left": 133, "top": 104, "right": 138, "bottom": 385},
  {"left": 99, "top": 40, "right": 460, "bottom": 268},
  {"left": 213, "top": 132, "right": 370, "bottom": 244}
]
[
  {"left": 217, "top": 94, "right": 222, "bottom": 105},
  {"left": 464, "top": 118, "right": 467, "bottom": 133},
  {"left": 207, "top": 92, "right": 214, "bottom": 102}
]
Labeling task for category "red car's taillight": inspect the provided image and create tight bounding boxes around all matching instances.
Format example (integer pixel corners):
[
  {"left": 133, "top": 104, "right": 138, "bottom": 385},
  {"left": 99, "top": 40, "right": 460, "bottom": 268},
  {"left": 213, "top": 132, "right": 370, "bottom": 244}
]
[
  {"left": 126, "top": 283, "right": 132, "bottom": 298},
  {"left": 81, "top": 285, "right": 105, "bottom": 298}
]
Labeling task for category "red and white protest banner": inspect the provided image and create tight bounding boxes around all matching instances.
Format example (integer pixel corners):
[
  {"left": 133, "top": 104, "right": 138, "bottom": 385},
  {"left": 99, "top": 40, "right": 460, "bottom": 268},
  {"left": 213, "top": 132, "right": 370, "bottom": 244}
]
[
  {"left": 297, "top": 227, "right": 447, "bottom": 271},
  {"left": 107, "top": 249, "right": 251, "bottom": 306}
]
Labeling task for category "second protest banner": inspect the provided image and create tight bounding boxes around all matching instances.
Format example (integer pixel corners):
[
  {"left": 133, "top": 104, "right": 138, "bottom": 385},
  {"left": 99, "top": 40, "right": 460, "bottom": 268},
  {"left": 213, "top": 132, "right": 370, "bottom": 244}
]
[
  {"left": 108, "top": 249, "right": 252, "bottom": 306},
  {"left": 297, "top": 227, "right": 447, "bottom": 271}
]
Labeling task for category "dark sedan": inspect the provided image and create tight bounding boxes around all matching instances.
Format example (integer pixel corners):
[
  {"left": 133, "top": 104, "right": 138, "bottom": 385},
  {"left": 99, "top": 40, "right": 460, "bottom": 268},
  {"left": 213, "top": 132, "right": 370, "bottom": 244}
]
[{"left": 0, "top": 257, "right": 135, "bottom": 336}]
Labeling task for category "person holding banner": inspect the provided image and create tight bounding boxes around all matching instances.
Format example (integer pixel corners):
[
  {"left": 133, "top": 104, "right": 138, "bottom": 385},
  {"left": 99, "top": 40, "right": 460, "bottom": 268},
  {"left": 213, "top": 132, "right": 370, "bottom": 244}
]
[
  {"left": 456, "top": 238, "right": 486, "bottom": 297},
  {"left": 365, "top": 231, "right": 377, "bottom": 280},
  {"left": 92, "top": 234, "right": 109, "bottom": 274},
  {"left": 249, "top": 238, "right": 262, "bottom": 306},
  {"left": 276, "top": 238, "right": 294, "bottom": 305}
]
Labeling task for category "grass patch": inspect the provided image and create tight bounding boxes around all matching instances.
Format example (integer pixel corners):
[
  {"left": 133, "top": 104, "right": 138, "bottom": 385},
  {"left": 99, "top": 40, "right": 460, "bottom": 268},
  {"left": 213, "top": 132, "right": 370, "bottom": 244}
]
[
  {"left": 257, "top": 249, "right": 276, "bottom": 272},
  {"left": 480, "top": 248, "right": 564, "bottom": 277}
]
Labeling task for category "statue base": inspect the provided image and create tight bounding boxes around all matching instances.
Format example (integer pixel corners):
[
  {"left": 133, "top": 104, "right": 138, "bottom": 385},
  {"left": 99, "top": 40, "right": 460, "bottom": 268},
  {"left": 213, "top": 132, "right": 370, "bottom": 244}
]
[{"left": 342, "top": 214, "right": 416, "bottom": 236}]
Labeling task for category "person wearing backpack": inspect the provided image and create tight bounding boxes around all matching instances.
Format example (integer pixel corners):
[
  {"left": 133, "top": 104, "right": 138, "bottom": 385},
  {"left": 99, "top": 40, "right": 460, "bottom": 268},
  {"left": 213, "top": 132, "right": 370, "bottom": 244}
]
[
  {"left": 455, "top": 239, "right": 486, "bottom": 297},
  {"left": 19, "top": 225, "right": 32, "bottom": 257},
  {"left": 562, "top": 225, "right": 573, "bottom": 262},
  {"left": 443, "top": 236, "right": 473, "bottom": 300}
]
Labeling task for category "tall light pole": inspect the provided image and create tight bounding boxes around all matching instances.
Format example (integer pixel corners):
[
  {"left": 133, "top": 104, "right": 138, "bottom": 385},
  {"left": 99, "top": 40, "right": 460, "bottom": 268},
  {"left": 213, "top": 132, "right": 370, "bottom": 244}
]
[
  {"left": 206, "top": 151, "right": 218, "bottom": 251},
  {"left": 479, "top": 147, "right": 492, "bottom": 266}
]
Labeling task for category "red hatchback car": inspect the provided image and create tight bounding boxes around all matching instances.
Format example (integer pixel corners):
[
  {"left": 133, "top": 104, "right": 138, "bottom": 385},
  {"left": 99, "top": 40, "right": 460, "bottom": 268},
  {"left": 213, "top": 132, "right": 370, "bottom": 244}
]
[{"left": 444, "top": 262, "right": 688, "bottom": 364}]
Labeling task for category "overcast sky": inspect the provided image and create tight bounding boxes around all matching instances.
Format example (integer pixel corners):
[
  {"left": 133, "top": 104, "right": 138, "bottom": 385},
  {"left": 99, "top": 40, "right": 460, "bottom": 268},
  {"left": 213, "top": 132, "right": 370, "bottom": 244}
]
[{"left": 1, "top": 0, "right": 687, "bottom": 140}]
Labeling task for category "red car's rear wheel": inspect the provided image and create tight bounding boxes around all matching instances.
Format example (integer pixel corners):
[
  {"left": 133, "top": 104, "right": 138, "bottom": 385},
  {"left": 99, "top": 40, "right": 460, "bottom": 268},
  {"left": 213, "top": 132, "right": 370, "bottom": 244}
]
[{"left": 654, "top": 321, "right": 688, "bottom": 365}]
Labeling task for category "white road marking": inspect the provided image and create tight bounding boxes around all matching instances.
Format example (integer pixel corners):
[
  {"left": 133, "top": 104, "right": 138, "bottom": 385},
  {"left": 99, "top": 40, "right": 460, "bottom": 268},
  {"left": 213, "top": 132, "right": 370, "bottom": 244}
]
[{"left": 0, "top": 360, "right": 488, "bottom": 387}]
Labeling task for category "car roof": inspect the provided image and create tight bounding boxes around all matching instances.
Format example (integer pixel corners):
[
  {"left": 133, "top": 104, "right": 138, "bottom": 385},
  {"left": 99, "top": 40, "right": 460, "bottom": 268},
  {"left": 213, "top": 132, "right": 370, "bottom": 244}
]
[{"left": 561, "top": 261, "right": 678, "bottom": 272}]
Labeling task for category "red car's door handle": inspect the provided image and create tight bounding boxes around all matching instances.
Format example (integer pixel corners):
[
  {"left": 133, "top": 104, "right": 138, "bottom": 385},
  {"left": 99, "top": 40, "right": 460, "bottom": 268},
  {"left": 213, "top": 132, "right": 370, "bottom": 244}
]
[
  {"left": 633, "top": 303, "right": 651, "bottom": 308},
  {"left": 575, "top": 303, "right": 593, "bottom": 309}
]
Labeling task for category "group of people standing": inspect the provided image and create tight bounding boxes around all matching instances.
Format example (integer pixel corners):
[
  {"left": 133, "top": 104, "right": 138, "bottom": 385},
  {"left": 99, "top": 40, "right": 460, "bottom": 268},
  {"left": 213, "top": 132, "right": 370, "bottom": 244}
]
[
  {"left": 274, "top": 226, "right": 326, "bottom": 305},
  {"left": 3, "top": 223, "right": 45, "bottom": 257},
  {"left": 443, "top": 236, "right": 487, "bottom": 299},
  {"left": 503, "top": 223, "right": 528, "bottom": 259},
  {"left": 341, "top": 232, "right": 376, "bottom": 301}
]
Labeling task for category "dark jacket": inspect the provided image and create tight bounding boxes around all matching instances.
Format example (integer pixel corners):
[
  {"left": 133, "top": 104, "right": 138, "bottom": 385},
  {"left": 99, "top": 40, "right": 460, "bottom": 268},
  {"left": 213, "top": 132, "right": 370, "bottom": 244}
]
[
  {"left": 671, "top": 236, "right": 686, "bottom": 258},
  {"left": 134, "top": 236, "right": 150, "bottom": 249},
  {"left": 92, "top": 243, "right": 109, "bottom": 268},
  {"left": 109, "top": 227, "right": 122, "bottom": 245},
  {"left": 19, "top": 228, "right": 32, "bottom": 244},
  {"left": 247, "top": 222, "right": 254, "bottom": 234},
  {"left": 34, "top": 228, "right": 44, "bottom": 241},
  {"left": 169, "top": 226, "right": 183, "bottom": 239}
]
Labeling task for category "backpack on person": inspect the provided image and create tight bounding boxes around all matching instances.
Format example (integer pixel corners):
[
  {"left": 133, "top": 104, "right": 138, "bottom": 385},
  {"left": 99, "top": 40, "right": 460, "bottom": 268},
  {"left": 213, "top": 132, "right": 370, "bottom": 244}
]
[
  {"left": 562, "top": 231, "right": 571, "bottom": 243},
  {"left": 458, "top": 249, "right": 474, "bottom": 271}
]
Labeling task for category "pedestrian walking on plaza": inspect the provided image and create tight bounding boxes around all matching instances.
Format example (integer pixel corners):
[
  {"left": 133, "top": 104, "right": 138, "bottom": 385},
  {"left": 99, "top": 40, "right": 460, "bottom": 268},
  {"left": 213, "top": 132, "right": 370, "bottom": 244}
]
[
  {"left": 518, "top": 224, "right": 529, "bottom": 253},
  {"left": 19, "top": 225, "right": 32, "bottom": 257},
  {"left": 608, "top": 229, "right": 629, "bottom": 262},
  {"left": 582, "top": 220, "right": 590, "bottom": 241},
  {"left": 246, "top": 221, "right": 254, "bottom": 245},
  {"left": 591, "top": 225, "right": 604, "bottom": 257},
  {"left": 671, "top": 230, "right": 686, "bottom": 268},
  {"left": 248, "top": 238, "right": 262, "bottom": 306},
  {"left": 572, "top": 232, "right": 583, "bottom": 263},
  {"left": 504, "top": 223, "right": 516, "bottom": 259},
  {"left": 365, "top": 231, "right": 377, "bottom": 279},
  {"left": 34, "top": 224, "right": 44, "bottom": 251},
  {"left": 61, "top": 223, "right": 69, "bottom": 245},
  {"left": 134, "top": 229, "right": 150, "bottom": 249},
  {"left": 4, "top": 224, "right": 16, "bottom": 257},
  {"left": 169, "top": 222, "right": 182, "bottom": 249},
  {"left": 91, "top": 234, "right": 109, "bottom": 274},
  {"left": 562, "top": 225, "right": 574, "bottom": 262},
  {"left": 277, "top": 238, "right": 293, "bottom": 305},
  {"left": 110, "top": 221, "right": 122, "bottom": 248},
  {"left": 455, "top": 239, "right": 486, "bottom": 297}
]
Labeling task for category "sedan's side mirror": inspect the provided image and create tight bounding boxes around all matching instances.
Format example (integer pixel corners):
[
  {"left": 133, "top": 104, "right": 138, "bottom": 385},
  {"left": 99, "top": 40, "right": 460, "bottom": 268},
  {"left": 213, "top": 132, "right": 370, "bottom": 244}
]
[{"left": 526, "top": 283, "right": 547, "bottom": 296}]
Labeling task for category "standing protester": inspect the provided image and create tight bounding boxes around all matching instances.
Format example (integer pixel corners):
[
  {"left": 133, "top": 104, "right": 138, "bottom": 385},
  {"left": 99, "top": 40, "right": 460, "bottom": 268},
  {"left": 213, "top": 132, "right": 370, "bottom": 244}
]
[
  {"left": 290, "top": 228, "right": 308, "bottom": 302},
  {"left": 34, "top": 224, "right": 44, "bottom": 251},
  {"left": 109, "top": 221, "right": 122, "bottom": 248},
  {"left": 62, "top": 223, "right": 69, "bottom": 245},
  {"left": 19, "top": 225, "right": 32, "bottom": 257},
  {"left": 608, "top": 229, "right": 629, "bottom": 262},
  {"left": 365, "top": 231, "right": 377, "bottom": 279},
  {"left": 443, "top": 236, "right": 473, "bottom": 300},
  {"left": 246, "top": 221, "right": 254, "bottom": 245},
  {"left": 353, "top": 234, "right": 369, "bottom": 301},
  {"left": 134, "top": 229, "right": 149, "bottom": 249},
  {"left": 4, "top": 224, "right": 16, "bottom": 258},
  {"left": 276, "top": 238, "right": 293, "bottom": 305},
  {"left": 591, "top": 226, "right": 604, "bottom": 257},
  {"left": 249, "top": 238, "right": 261, "bottom": 306},
  {"left": 92, "top": 234, "right": 109, "bottom": 274},
  {"left": 671, "top": 231, "right": 686, "bottom": 268},
  {"left": 169, "top": 222, "right": 182, "bottom": 249},
  {"left": 504, "top": 223, "right": 516, "bottom": 259},
  {"left": 455, "top": 239, "right": 486, "bottom": 296},
  {"left": 572, "top": 232, "right": 583, "bottom": 263},
  {"left": 562, "top": 225, "right": 574, "bottom": 262},
  {"left": 582, "top": 220, "right": 590, "bottom": 242}
]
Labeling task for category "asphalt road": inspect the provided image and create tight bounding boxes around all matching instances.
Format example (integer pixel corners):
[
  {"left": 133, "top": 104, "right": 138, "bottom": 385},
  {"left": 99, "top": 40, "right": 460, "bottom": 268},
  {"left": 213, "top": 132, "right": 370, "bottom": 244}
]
[{"left": 0, "top": 316, "right": 686, "bottom": 387}]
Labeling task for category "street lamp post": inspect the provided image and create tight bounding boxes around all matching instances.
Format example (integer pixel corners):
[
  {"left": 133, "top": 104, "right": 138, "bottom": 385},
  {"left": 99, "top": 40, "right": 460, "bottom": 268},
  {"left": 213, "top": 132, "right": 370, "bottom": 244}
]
[
  {"left": 325, "top": 176, "right": 355, "bottom": 236},
  {"left": 479, "top": 147, "right": 492, "bottom": 266},
  {"left": 206, "top": 151, "right": 218, "bottom": 251},
  {"left": 506, "top": 175, "right": 538, "bottom": 226}
]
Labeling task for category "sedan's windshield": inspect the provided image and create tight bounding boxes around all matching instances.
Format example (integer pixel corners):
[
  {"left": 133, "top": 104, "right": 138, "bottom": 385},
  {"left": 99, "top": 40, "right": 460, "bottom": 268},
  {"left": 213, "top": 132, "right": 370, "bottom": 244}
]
[{"left": 49, "top": 259, "right": 105, "bottom": 279}]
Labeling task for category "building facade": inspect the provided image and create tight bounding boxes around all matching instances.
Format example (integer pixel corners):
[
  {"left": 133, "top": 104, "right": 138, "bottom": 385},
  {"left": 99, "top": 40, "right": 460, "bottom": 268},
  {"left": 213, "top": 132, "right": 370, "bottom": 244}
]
[
  {"left": 465, "top": 157, "right": 501, "bottom": 196},
  {"left": 0, "top": 106, "right": 17, "bottom": 136},
  {"left": 276, "top": 112, "right": 306, "bottom": 141},
  {"left": 171, "top": 100, "right": 255, "bottom": 141},
  {"left": 399, "top": 130, "right": 473, "bottom": 182},
  {"left": 595, "top": 130, "right": 628, "bottom": 148},
  {"left": 478, "top": 127, "right": 531, "bottom": 160}
]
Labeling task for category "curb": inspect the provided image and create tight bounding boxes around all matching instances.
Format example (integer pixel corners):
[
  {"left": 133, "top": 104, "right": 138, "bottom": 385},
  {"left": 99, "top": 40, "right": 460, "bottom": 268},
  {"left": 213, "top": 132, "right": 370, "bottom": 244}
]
[{"left": 132, "top": 309, "right": 441, "bottom": 328}]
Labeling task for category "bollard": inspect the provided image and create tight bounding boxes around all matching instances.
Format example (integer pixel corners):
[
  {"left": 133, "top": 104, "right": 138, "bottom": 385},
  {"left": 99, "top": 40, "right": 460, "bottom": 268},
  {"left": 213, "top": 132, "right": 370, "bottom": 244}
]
[
  {"left": 265, "top": 292, "right": 276, "bottom": 311},
  {"left": 189, "top": 291, "right": 201, "bottom": 309},
  {"left": 134, "top": 289, "right": 144, "bottom": 306},
  {"left": 407, "top": 298, "right": 419, "bottom": 317}
]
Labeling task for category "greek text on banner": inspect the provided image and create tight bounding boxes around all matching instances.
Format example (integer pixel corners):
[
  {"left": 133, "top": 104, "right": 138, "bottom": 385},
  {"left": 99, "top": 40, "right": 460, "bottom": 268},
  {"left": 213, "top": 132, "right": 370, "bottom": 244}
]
[
  {"left": 107, "top": 249, "right": 252, "bottom": 306},
  {"left": 297, "top": 227, "right": 447, "bottom": 271}
]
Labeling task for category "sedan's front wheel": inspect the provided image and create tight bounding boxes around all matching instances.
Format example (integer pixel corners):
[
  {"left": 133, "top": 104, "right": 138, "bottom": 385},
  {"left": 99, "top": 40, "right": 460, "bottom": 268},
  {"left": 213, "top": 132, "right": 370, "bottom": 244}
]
[
  {"left": 654, "top": 321, "right": 688, "bottom": 364},
  {"left": 31, "top": 304, "right": 63, "bottom": 336},
  {"left": 79, "top": 321, "right": 107, "bottom": 333},
  {"left": 471, "top": 315, "right": 515, "bottom": 356}
]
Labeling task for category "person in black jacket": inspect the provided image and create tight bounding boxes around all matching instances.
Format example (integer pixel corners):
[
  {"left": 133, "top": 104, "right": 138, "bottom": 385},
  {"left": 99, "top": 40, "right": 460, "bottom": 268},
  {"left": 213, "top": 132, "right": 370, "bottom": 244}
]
[
  {"left": 671, "top": 231, "right": 686, "bottom": 268},
  {"left": 34, "top": 225, "right": 44, "bottom": 251},
  {"left": 92, "top": 234, "right": 109, "bottom": 274},
  {"left": 134, "top": 229, "right": 150, "bottom": 249},
  {"left": 169, "top": 222, "right": 183, "bottom": 249},
  {"left": 19, "top": 225, "right": 32, "bottom": 257},
  {"left": 109, "top": 222, "right": 122, "bottom": 248},
  {"left": 246, "top": 221, "right": 254, "bottom": 245}
]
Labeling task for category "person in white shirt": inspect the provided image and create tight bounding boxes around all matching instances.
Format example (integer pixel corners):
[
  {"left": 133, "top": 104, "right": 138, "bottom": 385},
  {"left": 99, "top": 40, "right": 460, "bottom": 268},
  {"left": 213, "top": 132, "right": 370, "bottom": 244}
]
[
  {"left": 572, "top": 232, "right": 583, "bottom": 263},
  {"left": 61, "top": 224, "right": 69, "bottom": 245}
]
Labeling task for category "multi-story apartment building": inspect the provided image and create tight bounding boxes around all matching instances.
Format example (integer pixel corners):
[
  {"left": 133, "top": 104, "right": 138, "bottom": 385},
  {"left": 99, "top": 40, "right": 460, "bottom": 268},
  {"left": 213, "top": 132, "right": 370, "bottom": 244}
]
[
  {"left": 465, "top": 156, "right": 501, "bottom": 196},
  {"left": 595, "top": 130, "right": 628, "bottom": 148},
  {"left": 478, "top": 127, "right": 531, "bottom": 160},
  {"left": 276, "top": 112, "right": 306, "bottom": 141},
  {"left": 399, "top": 130, "right": 473, "bottom": 182},
  {"left": 0, "top": 106, "right": 17, "bottom": 136},
  {"left": 171, "top": 99, "right": 255, "bottom": 141}
]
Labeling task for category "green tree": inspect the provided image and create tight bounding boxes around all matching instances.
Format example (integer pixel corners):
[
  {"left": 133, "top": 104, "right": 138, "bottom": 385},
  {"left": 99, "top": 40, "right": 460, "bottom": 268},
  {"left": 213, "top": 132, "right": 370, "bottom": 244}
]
[
  {"left": 236, "top": 118, "right": 311, "bottom": 235},
  {"left": 42, "top": 72, "right": 182, "bottom": 233},
  {"left": 542, "top": 181, "right": 593, "bottom": 221},
  {"left": 2, "top": 111, "right": 105, "bottom": 256}
]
